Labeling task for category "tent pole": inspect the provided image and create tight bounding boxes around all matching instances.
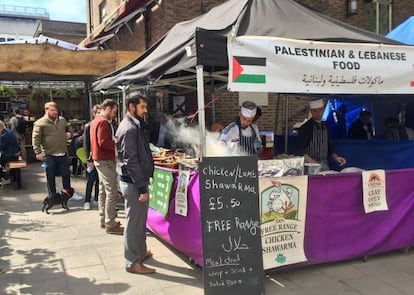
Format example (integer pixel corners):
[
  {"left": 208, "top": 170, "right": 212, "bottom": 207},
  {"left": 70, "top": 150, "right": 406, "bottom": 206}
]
[
  {"left": 86, "top": 82, "right": 93, "bottom": 121},
  {"left": 196, "top": 65, "right": 206, "bottom": 159},
  {"left": 284, "top": 95, "right": 289, "bottom": 154},
  {"left": 118, "top": 85, "right": 128, "bottom": 115},
  {"left": 210, "top": 67, "right": 216, "bottom": 124}
]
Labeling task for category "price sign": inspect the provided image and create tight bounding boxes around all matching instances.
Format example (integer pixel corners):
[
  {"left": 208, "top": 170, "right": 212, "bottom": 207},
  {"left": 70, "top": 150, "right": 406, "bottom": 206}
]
[
  {"left": 199, "top": 156, "right": 264, "bottom": 295},
  {"left": 149, "top": 168, "right": 173, "bottom": 217}
]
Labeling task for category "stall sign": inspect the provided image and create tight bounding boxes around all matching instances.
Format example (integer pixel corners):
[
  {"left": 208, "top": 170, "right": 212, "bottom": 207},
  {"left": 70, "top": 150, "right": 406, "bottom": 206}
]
[
  {"left": 175, "top": 170, "right": 190, "bottom": 217},
  {"left": 228, "top": 36, "right": 414, "bottom": 94},
  {"left": 259, "top": 176, "right": 308, "bottom": 269},
  {"left": 200, "top": 156, "right": 264, "bottom": 295},
  {"left": 362, "top": 170, "right": 388, "bottom": 213},
  {"left": 149, "top": 168, "right": 173, "bottom": 217}
]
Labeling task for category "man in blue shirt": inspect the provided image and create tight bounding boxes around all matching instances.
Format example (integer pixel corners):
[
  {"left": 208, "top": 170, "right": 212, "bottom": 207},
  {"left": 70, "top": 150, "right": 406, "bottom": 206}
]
[{"left": 0, "top": 121, "right": 20, "bottom": 184}]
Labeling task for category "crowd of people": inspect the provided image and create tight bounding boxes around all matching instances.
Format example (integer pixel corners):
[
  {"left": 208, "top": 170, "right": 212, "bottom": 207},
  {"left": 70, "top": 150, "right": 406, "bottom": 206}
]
[
  {"left": 0, "top": 95, "right": 412, "bottom": 275},
  {"left": 29, "top": 95, "right": 156, "bottom": 275},
  {"left": 0, "top": 94, "right": 155, "bottom": 275}
]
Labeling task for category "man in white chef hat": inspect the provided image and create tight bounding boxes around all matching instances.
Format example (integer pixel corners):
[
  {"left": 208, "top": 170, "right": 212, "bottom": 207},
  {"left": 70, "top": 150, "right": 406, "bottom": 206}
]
[
  {"left": 219, "top": 101, "right": 262, "bottom": 155},
  {"left": 297, "top": 99, "right": 346, "bottom": 171}
]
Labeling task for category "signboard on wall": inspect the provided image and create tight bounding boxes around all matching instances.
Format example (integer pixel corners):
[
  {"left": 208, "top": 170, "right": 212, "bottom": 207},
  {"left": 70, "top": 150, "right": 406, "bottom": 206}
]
[
  {"left": 228, "top": 36, "right": 414, "bottom": 94},
  {"left": 199, "top": 156, "right": 264, "bottom": 295},
  {"left": 173, "top": 96, "right": 186, "bottom": 115}
]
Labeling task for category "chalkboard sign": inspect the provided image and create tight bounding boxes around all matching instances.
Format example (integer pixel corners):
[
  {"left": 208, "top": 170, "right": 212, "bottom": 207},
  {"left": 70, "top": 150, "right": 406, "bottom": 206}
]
[{"left": 200, "top": 156, "right": 264, "bottom": 295}]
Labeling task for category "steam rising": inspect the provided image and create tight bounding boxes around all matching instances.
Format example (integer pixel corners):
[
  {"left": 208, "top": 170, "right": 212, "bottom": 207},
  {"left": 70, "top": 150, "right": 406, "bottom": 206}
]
[{"left": 164, "top": 117, "right": 245, "bottom": 157}]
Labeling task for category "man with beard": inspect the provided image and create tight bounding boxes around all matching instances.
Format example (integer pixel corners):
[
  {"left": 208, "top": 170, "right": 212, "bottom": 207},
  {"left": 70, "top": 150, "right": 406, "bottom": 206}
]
[
  {"left": 297, "top": 99, "right": 346, "bottom": 171},
  {"left": 90, "top": 99, "right": 123, "bottom": 234},
  {"left": 219, "top": 101, "right": 262, "bottom": 155},
  {"left": 116, "top": 92, "right": 155, "bottom": 274},
  {"left": 32, "top": 102, "right": 72, "bottom": 195}
]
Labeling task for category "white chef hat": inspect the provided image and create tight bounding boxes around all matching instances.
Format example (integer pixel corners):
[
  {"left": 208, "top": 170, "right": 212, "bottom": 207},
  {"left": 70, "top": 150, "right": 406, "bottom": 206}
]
[
  {"left": 309, "top": 99, "right": 325, "bottom": 110},
  {"left": 240, "top": 101, "right": 257, "bottom": 118}
]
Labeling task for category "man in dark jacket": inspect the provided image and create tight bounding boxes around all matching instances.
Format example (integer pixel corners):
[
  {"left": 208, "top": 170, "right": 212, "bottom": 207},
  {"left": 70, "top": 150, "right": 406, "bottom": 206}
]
[
  {"left": 348, "top": 110, "right": 373, "bottom": 140},
  {"left": 116, "top": 92, "right": 155, "bottom": 275},
  {"left": 0, "top": 121, "right": 20, "bottom": 184}
]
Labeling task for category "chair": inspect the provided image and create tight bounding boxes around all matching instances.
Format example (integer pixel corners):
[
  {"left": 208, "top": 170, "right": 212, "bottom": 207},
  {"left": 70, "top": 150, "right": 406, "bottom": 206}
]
[{"left": 75, "top": 147, "right": 87, "bottom": 177}]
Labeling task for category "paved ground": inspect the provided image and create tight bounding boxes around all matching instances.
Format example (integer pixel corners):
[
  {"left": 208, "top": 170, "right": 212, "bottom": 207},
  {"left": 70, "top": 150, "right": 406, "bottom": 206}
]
[{"left": 1, "top": 164, "right": 414, "bottom": 295}]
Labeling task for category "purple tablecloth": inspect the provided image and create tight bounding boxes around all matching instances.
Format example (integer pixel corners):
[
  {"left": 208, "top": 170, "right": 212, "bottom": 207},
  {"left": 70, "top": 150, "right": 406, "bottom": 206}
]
[{"left": 147, "top": 168, "right": 414, "bottom": 267}]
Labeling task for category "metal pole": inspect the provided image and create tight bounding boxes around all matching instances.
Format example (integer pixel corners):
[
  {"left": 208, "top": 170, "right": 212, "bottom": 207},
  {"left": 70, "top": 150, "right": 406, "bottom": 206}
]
[
  {"left": 86, "top": 82, "right": 93, "bottom": 121},
  {"left": 284, "top": 95, "right": 289, "bottom": 154},
  {"left": 118, "top": 85, "right": 127, "bottom": 115},
  {"left": 210, "top": 67, "right": 216, "bottom": 124},
  {"left": 196, "top": 65, "right": 206, "bottom": 159}
]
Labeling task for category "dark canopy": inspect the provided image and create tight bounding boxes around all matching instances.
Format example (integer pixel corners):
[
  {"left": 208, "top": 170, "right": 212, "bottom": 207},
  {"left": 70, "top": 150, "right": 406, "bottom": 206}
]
[{"left": 93, "top": 0, "right": 398, "bottom": 91}]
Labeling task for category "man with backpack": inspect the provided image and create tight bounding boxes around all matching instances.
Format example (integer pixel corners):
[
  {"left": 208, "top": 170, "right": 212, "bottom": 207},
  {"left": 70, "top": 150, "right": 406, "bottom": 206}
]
[{"left": 9, "top": 107, "right": 26, "bottom": 161}]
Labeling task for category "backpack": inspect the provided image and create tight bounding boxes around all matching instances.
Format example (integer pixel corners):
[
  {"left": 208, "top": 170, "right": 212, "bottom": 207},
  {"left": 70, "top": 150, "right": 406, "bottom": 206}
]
[{"left": 16, "top": 117, "right": 26, "bottom": 135}]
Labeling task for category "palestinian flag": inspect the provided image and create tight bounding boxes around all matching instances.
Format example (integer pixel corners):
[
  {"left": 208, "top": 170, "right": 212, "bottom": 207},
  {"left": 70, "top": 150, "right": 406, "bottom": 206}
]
[{"left": 232, "top": 56, "right": 266, "bottom": 84}]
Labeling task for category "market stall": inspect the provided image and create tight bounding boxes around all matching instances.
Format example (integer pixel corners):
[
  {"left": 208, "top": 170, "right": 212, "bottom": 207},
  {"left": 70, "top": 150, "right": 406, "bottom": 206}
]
[
  {"left": 91, "top": 0, "right": 414, "bottom": 272},
  {"left": 147, "top": 166, "right": 414, "bottom": 267}
]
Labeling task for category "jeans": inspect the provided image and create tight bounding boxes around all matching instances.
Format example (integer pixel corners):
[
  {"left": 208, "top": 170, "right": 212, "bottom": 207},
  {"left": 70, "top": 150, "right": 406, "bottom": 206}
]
[
  {"left": 44, "top": 155, "right": 71, "bottom": 195},
  {"left": 85, "top": 167, "right": 99, "bottom": 203},
  {"left": 0, "top": 154, "right": 19, "bottom": 179}
]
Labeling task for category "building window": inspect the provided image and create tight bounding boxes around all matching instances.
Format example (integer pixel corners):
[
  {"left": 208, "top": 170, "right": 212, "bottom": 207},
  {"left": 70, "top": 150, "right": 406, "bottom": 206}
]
[
  {"left": 366, "top": 0, "right": 392, "bottom": 35},
  {"left": 99, "top": 0, "right": 107, "bottom": 24}
]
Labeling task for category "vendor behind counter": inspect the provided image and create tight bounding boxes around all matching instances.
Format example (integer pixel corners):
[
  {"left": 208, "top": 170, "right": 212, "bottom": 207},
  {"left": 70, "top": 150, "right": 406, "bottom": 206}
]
[{"left": 296, "top": 99, "right": 346, "bottom": 171}]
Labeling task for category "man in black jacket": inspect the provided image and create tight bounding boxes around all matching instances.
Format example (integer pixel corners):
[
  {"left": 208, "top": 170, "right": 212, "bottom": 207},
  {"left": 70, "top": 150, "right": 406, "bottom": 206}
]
[
  {"left": 348, "top": 110, "right": 373, "bottom": 140},
  {"left": 115, "top": 92, "right": 155, "bottom": 275}
]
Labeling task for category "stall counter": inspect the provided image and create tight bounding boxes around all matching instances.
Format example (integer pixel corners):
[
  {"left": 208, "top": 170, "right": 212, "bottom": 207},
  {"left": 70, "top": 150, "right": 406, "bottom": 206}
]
[{"left": 147, "top": 167, "right": 414, "bottom": 268}]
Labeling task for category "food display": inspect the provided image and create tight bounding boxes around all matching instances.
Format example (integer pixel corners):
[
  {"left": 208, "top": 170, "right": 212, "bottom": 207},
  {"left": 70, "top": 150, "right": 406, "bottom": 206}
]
[
  {"left": 152, "top": 149, "right": 178, "bottom": 169},
  {"left": 152, "top": 148, "right": 198, "bottom": 170},
  {"left": 258, "top": 157, "right": 304, "bottom": 177}
]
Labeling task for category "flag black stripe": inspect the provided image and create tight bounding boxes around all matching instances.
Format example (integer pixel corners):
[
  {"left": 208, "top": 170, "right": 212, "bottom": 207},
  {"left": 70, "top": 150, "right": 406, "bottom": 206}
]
[{"left": 235, "top": 56, "right": 266, "bottom": 66}]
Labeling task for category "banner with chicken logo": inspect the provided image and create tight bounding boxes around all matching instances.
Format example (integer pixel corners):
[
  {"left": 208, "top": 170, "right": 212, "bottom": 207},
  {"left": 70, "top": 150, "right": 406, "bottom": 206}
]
[{"left": 259, "top": 176, "right": 308, "bottom": 269}]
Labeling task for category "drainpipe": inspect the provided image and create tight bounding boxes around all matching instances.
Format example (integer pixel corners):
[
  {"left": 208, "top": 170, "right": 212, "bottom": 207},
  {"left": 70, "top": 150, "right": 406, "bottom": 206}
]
[
  {"left": 144, "top": 6, "right": 151, "bottom": 49},
  {"left": 87, "top": 0, "right": 93, "bottom": 36}
]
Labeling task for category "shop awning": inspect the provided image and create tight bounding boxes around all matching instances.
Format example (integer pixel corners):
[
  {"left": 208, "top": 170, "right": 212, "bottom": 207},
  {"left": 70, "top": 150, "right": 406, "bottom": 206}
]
[{"left": 79, "top": 0, "right": 151, "bottom": 48}]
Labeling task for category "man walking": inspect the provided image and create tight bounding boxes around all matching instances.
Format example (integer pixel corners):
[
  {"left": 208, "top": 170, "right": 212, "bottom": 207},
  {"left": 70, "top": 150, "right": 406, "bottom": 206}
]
[
  {"left": 90, "top": 99, "right": 123, "bottom": 234},
  {"left": 116, "top": 93, "right": 155, "bottom": 274},
  {"left": 9, "top": 107, "right": 26, "bottom": 160},
  {"left": 32, "top": 102, "right": 72, "bottom": 195}
]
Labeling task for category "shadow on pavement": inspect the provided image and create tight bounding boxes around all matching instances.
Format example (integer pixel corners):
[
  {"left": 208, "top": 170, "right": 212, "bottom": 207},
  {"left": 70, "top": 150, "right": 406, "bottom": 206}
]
[{"left": 0, "top": 164, "right": 130, "bottom": 294}]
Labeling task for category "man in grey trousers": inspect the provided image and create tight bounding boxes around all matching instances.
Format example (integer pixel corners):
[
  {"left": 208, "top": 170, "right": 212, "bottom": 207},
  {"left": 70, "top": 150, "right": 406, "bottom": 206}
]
[{"left": 115, "top": 92, "right": 155, "bottom": 275}]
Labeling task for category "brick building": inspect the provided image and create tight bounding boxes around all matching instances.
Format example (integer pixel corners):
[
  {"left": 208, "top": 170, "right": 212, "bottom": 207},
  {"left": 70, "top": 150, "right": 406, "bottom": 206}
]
[{"left": 85, "top": 0, "right": 414, "bottom": 134}]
